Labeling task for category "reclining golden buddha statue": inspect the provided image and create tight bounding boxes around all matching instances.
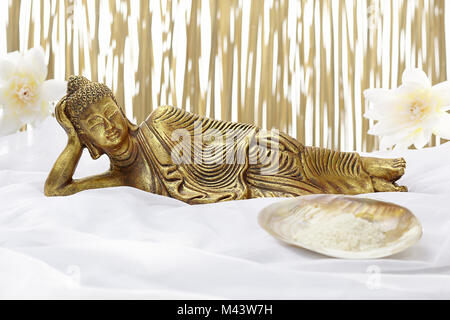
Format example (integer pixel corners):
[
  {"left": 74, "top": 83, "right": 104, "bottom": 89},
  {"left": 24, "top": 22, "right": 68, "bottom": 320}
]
[{"left": 45, "top": 76, "right": 407, "bottom": 204}]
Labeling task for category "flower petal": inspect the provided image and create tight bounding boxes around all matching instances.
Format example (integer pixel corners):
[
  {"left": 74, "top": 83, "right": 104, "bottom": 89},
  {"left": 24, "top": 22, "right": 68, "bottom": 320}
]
[
  {"left": 401, "top": 68, "right": 431, "bottom": 89},
  {"left": 363, "top": 88, "right": 394, "bottom": 104},
  {"left": 41, "top": 79, "right": 67, "bottom": 102},
  {"left": 0, "top": 87, "right": 6, "bottom": 106},
  {"left": 432, "top": 112, "right": 450, "bottom": 140},
  {"left": 368, "top": 118, "right": 413, "bottom": 136},
  {"left": 379, "top": 135, "right": 398, "bottom": 150},
  {"left": 395, "top": 84, "right": 423, "bottom": 96},
  {"left": 364, "top": 108, "right": 382, "bottom": 120},
  {"left": 2, "top": 50, "right": 21, "bottom": 64},
  {"left": 30, "top": 100, "right": 51, "bottom": 126},
  {"left": 0, "top": 58, "right": 16, "bottom": 84},
  {"left": 364, "top": 99, "right": 405, "bottom": 121},
  {"left": 413, "top": 131, "right": 430, "bottom": 149},
  {"left": 0, "top": 112, "right": 23, "bottom": 136},
  {"left": 389, "top": 129, "right": 417, "bottom": 149},
  {"left": 393, "top": 141, "right": 412, "bottom": 151},
  {"left": 22, "top": 47, "right": 47, "bottom": 82},
  {"left": 431, "top": 81, "right": 450, "bottom": 109}
]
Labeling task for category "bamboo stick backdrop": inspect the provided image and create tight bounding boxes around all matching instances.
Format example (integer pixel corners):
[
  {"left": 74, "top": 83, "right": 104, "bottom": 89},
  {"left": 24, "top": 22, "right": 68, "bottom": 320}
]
[{"left": 1, "top": 0, "right": 449, "bottom": 152}]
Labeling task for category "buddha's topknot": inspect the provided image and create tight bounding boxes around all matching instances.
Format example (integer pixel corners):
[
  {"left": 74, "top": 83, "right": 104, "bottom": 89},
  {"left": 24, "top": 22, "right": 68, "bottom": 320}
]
[{"left": 65, "top": 75, "right": 117, "bottom": 133}]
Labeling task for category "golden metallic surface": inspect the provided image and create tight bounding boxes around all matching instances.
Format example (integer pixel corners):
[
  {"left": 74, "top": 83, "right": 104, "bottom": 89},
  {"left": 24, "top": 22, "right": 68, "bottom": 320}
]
[
  {"left": 258, "top": 194, "right": 423, "bottom": 259},
  {"left": 45, "top": 77, "right": 407, "bottom": 204},
  {"left": 2, "top": 0, "right": 448, "bottom": 152}
]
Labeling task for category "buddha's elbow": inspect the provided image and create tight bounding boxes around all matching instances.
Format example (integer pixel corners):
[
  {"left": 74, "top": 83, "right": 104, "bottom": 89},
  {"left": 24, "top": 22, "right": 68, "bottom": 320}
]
[
  {"left": 44, "top": 180, "right": 66, "bottom": 197},
  {"left": 44, "top": 183, "right": 59, "bottom": 197},
  {"left": 45, "top": 180, "right": 78, "bottom": 197}
]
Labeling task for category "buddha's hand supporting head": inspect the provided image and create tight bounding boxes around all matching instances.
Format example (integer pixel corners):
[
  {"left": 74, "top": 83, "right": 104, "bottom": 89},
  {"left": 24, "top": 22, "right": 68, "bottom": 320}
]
[
  {"left": 55, "top": 95, "right": 78, "bottom": 140},
  {"left": 58, "top": 75, "right": 138, "bottom": 159}
]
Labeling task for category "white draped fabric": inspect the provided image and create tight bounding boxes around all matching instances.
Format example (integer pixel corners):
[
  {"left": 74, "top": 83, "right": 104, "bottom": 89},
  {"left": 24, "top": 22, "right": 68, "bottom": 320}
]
[{"left": 1, "top": 119, "right": 450, "bottom": 299}]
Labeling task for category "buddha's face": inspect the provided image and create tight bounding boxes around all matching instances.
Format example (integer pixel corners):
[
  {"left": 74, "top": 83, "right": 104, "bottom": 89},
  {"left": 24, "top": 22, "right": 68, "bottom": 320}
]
[{"left": 79, "top": 97, "right": 129, "bottom": 153}]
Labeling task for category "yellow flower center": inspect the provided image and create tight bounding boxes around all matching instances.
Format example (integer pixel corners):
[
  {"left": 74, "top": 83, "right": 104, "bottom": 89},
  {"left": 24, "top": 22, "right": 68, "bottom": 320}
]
[
  {"left": 409, "top": 101, "right": 428, "bottom": 122},
  {"left": 7, "top": 75, "right": 40, "bottom": 110},
  {"left": 17, "top": 85, "right": 34, "bottom": 104},
  {"left": 405, "top": 90, "right": 440, "bottom": 124}
]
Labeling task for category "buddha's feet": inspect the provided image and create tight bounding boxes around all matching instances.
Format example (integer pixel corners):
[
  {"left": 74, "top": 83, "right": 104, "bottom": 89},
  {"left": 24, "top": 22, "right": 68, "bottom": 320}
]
[
  {"left": 371, "top": 177, "right": 408, "bottom": 193},
  {"left": 360, "top": 156, "right": 407, "bottom": 192},
  {"left": 361, "top": 156, "right": 406, "bottom": 182}
]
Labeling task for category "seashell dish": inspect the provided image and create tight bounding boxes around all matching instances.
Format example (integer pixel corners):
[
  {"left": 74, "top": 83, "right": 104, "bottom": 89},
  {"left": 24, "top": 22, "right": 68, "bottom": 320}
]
[{"left": 258, "top": 194, "right": 423, "bottom": 259}]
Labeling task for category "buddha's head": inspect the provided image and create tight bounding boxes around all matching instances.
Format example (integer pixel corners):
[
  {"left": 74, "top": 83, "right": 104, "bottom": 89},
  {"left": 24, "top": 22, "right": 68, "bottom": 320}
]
[{"left": 63, "top": 76, "right": 138, "bottom": 159}]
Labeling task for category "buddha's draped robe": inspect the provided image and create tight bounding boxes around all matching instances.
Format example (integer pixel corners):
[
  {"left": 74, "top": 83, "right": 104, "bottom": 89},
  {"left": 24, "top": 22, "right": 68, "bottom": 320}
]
[{"left": 136, "top": 106, "right": 374, "bottom": 204}]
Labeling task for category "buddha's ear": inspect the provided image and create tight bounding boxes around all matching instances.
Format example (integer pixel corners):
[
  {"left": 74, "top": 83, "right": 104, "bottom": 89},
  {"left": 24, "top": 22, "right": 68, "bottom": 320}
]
[
  {"left": 126, "top": 118, "right": 139, "bottom": 133},
  {"left": 82, "top": 138, "right": 103, "bottom": 160},
  {"left": 119, "top": 108, "right": 139, "bottom": 132}
]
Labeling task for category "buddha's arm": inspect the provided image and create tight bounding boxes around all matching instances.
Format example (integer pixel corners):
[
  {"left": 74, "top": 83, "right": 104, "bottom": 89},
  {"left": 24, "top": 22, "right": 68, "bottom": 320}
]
[
  {"left": 45, "top": 97, "right": 125, "bottom": 196},
  {"left": 44, "top": 137, "right": 123, "bottom": 196}
]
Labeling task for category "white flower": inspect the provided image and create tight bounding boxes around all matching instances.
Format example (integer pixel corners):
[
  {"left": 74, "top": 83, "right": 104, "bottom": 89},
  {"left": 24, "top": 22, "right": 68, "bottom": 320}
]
[
  {"left": 364, "top": 68, "right": 450, "bottom": 150},
  {"left": 0, "top": 47, "right": 66, "bottom": 136}
]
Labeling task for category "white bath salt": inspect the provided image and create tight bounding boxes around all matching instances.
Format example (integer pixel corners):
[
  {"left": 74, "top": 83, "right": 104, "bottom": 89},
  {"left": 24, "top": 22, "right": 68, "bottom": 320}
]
[{"left": 294, "top": 214, "right": 386, "bottom": 252}]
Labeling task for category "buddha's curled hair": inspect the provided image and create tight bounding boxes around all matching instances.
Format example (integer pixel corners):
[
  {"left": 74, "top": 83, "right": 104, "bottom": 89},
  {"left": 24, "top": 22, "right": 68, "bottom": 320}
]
[{"left": 65, "top": 75, "right": 118, "bottom": 133}]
